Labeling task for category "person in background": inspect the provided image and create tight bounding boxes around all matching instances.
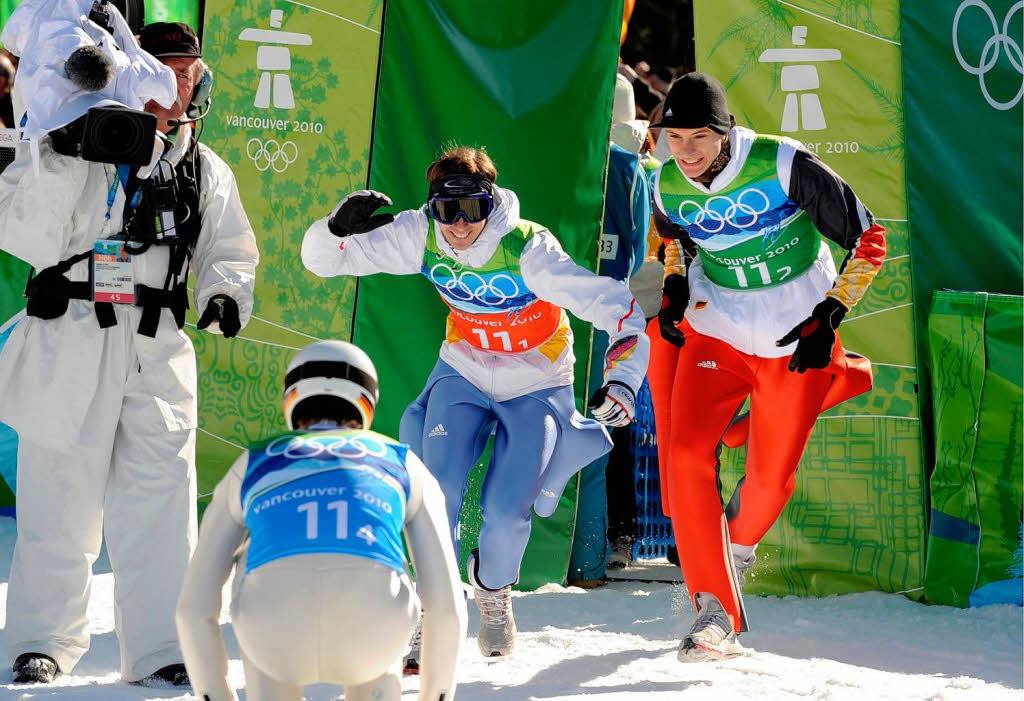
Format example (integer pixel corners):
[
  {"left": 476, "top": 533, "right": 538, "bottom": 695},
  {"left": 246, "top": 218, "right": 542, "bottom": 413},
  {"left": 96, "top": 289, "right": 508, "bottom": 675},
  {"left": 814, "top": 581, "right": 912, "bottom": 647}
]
[
  {"left": 569, "top": 73, "right": 654, "bottom": 585},
  {"left": 0, "top": 54, "right": 16, "bottom": 128},
  {"left": 177, "top": 340, "right": 466, "bottom": 701},
  {"left": 302, "top": 145, "right": 649, "bottom": 660},
  {"left": 0, "top": 16, "right": 258, "bottom": 685},
  {"left": 647, "top": 72, "right": 880, "bottom": 662}
]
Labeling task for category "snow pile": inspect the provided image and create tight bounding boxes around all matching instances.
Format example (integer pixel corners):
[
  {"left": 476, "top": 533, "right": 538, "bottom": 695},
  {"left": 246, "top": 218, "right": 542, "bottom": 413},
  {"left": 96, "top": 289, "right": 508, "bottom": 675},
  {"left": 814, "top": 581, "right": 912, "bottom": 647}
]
[{"left": 0, "top": 518, "right": 1019, "bottom": 700}]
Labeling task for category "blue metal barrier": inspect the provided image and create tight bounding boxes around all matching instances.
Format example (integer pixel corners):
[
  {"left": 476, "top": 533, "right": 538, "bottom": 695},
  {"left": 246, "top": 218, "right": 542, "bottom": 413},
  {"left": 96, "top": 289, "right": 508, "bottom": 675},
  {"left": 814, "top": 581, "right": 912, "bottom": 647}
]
[{"left": 630, "top": 379, "right": 675, "bottom": 560}]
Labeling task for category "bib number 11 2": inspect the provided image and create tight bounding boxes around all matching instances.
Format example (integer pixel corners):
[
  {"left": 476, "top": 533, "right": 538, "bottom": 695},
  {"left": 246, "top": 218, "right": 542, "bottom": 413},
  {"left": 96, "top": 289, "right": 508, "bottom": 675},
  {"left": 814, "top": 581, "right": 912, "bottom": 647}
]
[{"left": 728, "top": 262, "right": 791, "bottom": 288}]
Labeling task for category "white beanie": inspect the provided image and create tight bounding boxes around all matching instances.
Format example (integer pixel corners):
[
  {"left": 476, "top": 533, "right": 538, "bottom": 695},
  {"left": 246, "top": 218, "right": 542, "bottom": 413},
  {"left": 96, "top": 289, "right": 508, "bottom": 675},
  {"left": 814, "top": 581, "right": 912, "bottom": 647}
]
[{"left": 610, "top": 73, "right": 649, "bottom": 154}]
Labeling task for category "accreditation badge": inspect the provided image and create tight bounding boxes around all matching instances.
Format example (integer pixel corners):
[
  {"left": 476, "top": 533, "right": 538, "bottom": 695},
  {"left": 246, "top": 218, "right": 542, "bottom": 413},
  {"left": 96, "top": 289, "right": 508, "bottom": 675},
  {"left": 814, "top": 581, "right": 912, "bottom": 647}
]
[{"left": 92, "top": 239, "right": 135, "bottom": 304}]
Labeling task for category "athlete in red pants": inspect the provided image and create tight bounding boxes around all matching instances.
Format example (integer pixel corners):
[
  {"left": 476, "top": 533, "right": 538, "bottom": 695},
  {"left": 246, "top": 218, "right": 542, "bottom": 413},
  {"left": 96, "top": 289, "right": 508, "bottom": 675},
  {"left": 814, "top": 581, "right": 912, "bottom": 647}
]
[{"left": 646, "top": 74, "right": 883, "bottom": 661}]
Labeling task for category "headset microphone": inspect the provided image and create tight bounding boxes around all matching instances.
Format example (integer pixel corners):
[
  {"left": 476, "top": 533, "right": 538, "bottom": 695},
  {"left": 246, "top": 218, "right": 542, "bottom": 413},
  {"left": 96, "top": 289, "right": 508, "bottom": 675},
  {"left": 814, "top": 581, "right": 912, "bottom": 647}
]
[{"left": 168, "top": 68, "right": 213, "bottom": 128}]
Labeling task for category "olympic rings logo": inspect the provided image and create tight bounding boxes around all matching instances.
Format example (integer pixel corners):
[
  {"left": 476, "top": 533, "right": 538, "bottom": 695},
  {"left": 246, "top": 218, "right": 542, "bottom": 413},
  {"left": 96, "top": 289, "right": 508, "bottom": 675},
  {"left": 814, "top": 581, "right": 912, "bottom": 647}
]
[
  {"left": 428, "top": 263, "right": 521, "bottom": 306},
  {"left": 953, "top": 0, "right": 1024, "bottom": 111},
  {"left": 678, "top": 188, "right": 771, "bottom": 234},
  {"left": 246, "top": 138, "right": 299, "bottom": 173},
  {"left": 264, "top": 434, "right": 389, "bottom": 460}
]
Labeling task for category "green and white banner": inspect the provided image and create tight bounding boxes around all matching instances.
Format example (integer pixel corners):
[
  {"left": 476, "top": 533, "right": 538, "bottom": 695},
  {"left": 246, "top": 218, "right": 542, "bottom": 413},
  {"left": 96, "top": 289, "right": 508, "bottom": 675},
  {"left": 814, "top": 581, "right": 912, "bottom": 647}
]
[
  {"left": 193, "top": 0, "right": 384, "bottom": 493},
  {"left": 694, "top": 0, "right": 926, "bottom": 597}
]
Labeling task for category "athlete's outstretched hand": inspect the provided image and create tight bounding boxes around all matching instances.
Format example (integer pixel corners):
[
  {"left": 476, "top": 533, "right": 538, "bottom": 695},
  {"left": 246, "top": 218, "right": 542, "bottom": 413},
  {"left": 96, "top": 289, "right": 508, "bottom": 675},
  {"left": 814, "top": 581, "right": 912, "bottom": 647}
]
[
  {"left": 588, "top": 381, "right": 636, "bottom": 427},
  {"left": 776, "top": 297, "right": 847, "bottom": 373},
  {"left": 327, "top": 190, "right": 395, "bottom": 237},
  {"left": 658, "top": 274, "right": 689, "bottom": 347}
]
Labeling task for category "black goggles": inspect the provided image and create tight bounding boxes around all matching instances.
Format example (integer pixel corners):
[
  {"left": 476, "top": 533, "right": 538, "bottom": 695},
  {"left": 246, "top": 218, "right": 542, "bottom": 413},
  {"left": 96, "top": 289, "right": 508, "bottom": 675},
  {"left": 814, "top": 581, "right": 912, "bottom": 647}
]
[{"left": 428, "top": 192, "right": 494, "bottom": 224}]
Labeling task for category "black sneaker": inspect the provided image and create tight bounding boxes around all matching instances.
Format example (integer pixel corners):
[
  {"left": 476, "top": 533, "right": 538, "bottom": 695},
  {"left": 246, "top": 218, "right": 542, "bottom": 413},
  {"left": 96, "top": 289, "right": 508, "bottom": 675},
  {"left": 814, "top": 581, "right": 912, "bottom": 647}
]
[
  {"left": 134, "top": 663, "right": 190, "bottom": 687},
  {"left": 12, "top": 653, "right": 58, "bottom": 683}
]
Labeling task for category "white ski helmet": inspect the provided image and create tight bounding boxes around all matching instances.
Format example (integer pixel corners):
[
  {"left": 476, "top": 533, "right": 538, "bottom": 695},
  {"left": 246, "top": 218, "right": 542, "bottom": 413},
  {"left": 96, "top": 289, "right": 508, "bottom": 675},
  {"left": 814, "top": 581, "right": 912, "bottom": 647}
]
[{"left": 283, "top": 340, "right": 379, "bottom": 430}]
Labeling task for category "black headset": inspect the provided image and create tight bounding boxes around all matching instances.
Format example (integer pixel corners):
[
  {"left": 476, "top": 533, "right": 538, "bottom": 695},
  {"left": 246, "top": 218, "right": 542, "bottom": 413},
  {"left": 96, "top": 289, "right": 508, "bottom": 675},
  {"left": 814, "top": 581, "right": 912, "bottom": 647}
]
[{"left": 169, "top": 68, "right": 213, "bottom": 127}]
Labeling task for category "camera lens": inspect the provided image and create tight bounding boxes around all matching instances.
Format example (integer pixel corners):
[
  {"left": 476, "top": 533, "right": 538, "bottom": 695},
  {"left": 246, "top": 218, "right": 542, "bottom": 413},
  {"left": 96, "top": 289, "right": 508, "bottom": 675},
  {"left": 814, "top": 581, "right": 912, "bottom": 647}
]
[
  {"left": 99, "top": 111, "right": 146, "bottom": 154},
  {"left": 81, "top": 106, "right": 157, "bottom": 166}
]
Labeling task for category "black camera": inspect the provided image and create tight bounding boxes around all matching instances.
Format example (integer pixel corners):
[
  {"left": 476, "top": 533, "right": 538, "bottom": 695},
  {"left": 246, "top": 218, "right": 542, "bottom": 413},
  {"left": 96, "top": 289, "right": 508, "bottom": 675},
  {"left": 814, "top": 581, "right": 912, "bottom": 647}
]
[
  {"left": 89, "top": 1, "right": 146, "bottom": 35},
  {"left": 50, "top": 105, "right": 157, "bottom": 166}
]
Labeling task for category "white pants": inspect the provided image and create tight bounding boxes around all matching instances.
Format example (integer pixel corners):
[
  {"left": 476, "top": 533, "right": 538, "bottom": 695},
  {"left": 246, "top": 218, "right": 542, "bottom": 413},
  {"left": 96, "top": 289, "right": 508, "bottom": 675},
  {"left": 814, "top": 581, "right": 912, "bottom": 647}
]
[
  {"left": 3, "top": 310, "right": 198, "bottom": 680},
  {"left": 231, "top": 554, "right": 420, "bottom": 701}
]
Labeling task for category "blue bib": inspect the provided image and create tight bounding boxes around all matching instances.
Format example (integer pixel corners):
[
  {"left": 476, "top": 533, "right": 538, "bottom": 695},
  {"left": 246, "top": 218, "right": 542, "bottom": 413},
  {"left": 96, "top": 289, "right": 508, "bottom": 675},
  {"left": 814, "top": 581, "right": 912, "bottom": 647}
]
[{"left": 240, "top": 429, "right": 412, "bottom": 573}]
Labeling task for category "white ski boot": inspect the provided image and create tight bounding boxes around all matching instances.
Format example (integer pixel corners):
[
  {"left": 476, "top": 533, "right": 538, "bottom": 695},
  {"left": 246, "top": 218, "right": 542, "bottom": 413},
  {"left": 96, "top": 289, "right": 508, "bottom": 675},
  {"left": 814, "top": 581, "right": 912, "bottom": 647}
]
[
  {"left": 475, "top": 585, "right": 516, "bottom": 657},
  {"left": 403, "top": 617, "right": 423, "bottom": 675},
  {"left": 468, "top": 549, "right": 516, "bottom": 657},
  {"left": 678, "top": 593, "right": 744, "bottom": 662},
  {"left": 732, "top": 549, "right": 756, "bottom": 589}
]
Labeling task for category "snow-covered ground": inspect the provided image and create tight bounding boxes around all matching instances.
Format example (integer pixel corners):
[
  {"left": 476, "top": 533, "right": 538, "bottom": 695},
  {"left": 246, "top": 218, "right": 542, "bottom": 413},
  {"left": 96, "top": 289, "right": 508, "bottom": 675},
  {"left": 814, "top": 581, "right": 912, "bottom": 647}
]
[{"left": 0, "top": 517, "right": 1019, "bottom": 700}]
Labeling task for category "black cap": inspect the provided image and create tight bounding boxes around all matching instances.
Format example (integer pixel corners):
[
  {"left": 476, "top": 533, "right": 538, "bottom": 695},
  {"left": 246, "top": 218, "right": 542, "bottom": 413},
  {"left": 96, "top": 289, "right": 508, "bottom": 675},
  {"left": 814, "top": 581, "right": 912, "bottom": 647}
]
[
  {"left": 651, "top": 72, "right": 732, "bottom": 133},
  {"left": 138, "top": 22, "right": 201, "bottom": 59}
]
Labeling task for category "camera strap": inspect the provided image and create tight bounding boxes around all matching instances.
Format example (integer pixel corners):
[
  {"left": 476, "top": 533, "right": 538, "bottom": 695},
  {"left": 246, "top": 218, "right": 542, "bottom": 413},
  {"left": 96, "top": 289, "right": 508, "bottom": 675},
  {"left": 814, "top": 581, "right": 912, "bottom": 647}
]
[{"left": 105, "top": 165, "right": 143, "bottom": 223}]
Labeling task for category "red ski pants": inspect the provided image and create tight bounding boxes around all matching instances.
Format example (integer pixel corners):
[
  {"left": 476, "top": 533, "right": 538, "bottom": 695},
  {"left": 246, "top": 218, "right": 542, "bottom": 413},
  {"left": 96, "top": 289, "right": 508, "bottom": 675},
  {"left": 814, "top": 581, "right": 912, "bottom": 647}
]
[{"left": 647, "top": 318, "right": 851, "bottom": 632}]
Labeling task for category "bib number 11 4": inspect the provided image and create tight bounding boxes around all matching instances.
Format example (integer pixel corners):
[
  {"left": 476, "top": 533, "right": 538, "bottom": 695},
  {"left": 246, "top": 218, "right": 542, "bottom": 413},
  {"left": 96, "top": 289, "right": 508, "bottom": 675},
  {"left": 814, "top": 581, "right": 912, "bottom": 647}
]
[{"left": 297, "top": 500, "right": 376, "bottom": 546}]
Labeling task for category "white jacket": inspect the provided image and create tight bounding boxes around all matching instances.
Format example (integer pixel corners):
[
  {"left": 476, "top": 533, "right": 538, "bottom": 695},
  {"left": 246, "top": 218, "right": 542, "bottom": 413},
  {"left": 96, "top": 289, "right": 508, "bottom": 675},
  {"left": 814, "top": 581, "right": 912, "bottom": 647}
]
[{"left": 302, "top": 188, "right": 649, "bottom": 401}]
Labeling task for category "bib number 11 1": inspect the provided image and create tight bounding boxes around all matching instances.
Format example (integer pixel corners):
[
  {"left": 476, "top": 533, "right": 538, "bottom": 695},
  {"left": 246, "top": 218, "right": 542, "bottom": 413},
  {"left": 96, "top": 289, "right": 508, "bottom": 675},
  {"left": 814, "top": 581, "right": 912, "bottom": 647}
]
[{"left": 471, "top": 328, "right": 529, "bottom": 351}]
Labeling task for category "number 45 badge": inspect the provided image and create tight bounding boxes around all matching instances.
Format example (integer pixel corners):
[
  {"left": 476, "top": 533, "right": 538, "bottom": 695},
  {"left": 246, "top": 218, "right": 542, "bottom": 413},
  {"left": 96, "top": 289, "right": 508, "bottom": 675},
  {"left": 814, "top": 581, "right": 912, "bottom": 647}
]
[{"left": 92, "top": 239, "right": 135, "bottom": 304}]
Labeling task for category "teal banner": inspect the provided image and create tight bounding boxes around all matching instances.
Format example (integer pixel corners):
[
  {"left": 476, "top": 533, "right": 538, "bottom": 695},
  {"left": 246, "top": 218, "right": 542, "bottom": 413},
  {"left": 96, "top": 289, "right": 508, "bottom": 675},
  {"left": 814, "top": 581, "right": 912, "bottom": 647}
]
[{"left": 902, "top": 0, "right": 1024, "bottom": 461}]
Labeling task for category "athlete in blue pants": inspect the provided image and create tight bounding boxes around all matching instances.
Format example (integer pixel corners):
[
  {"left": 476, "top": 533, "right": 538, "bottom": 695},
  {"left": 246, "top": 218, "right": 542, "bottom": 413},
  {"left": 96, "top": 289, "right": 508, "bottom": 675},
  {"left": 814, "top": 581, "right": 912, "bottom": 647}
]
[{"left": 303, "top": 146, "right": 649, "bottom": 658}]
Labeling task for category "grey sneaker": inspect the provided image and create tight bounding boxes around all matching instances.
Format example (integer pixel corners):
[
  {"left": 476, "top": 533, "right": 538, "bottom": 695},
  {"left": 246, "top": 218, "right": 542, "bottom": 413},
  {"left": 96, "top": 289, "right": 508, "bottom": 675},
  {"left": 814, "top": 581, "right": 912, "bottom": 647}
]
[
  {"left": 475, "top": 585, "right": 516, "bottom": 657},
  {"left": 403, "top": 617, "right": 423, "bottom": 675},
  {"left": 677, "top": 593, "right": 744, "bottom": 662},
  {"left": 733, "top": 550, "right": 756, "bottom": 589}
]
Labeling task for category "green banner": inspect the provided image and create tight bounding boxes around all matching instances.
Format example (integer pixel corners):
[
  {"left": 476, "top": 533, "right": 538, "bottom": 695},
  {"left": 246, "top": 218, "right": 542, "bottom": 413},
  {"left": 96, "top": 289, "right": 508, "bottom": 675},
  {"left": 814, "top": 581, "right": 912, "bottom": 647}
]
[
  {"left": 146, "top": 1, "right": 201, "bottom": 29},
  {"left": 924, "top": 291, "right": 1023, "bottom": 607},
  {"left": 195, "top": 0, "right": 383, "bottom": 494},
  {"left": 354, "top": 0, "right": 622, "bottom": 589},
  {"left": 0, "top": 1, "right": 200, "bottom": 30},
  {"left": 693, "top": 0, "right": 926, "bottom": 597},
  {"left": 902, "top": 0, "right": 1024, "bottom": 467}
]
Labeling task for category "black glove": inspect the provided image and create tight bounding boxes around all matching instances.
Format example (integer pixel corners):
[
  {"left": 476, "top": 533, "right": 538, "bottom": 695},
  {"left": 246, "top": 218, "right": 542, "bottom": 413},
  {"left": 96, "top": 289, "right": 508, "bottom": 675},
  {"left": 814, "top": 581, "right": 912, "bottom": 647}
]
[
  {"left": 327, "top": 190, "right": 395, "bottom": 237},
  {"left": 657, "top": 273, "right": 689, "bottom": 347},
  {"left": 197, "top": 294, "right": 241, "bottom": 338},
  {"left": 25, "top": 268, "right": 72, "bottom": 320},
  {"left": 776, "top": 296, "right": 847, "bottom": 373}
]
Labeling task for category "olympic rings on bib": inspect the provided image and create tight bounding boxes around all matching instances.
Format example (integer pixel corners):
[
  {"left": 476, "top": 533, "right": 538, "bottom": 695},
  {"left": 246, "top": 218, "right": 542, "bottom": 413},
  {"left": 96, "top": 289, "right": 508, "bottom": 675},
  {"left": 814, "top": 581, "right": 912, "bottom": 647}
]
[
  {"left": 428, "top": 263, "right": 522, "bottom": 306},
  {"left": 264, "top": 434, "right": 389, "bottom": 460},
  {"left": 678, "top": 187, "right": 772, "bottom": 234}
]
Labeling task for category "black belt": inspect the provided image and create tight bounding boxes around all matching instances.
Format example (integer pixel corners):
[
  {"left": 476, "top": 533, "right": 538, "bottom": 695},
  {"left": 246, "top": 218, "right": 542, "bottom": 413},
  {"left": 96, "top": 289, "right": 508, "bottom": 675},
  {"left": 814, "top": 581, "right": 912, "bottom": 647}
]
[{"left": 26, "top": 256, "right": 187, "bottom": 338}]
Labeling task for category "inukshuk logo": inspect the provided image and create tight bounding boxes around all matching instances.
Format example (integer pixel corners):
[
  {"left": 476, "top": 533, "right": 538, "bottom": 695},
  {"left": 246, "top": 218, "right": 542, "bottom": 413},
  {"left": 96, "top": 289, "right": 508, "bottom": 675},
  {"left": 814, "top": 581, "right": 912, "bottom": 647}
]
[
  {"left": 759, "top": 26, "right": 841, "bottom": 132},
  {"left": 239, "top": 7, "right": 312, "bottom": 110}
]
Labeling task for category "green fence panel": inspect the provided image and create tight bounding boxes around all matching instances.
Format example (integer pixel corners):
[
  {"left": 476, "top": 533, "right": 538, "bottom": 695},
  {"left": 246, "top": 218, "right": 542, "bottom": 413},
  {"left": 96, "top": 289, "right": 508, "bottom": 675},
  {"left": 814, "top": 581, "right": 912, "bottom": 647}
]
[
  {"left": 354, "top": 0, "right": 622, "bottom": 589},
  {"left": 925, "top": 291, "right": 1024, "bottom": 607}
]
